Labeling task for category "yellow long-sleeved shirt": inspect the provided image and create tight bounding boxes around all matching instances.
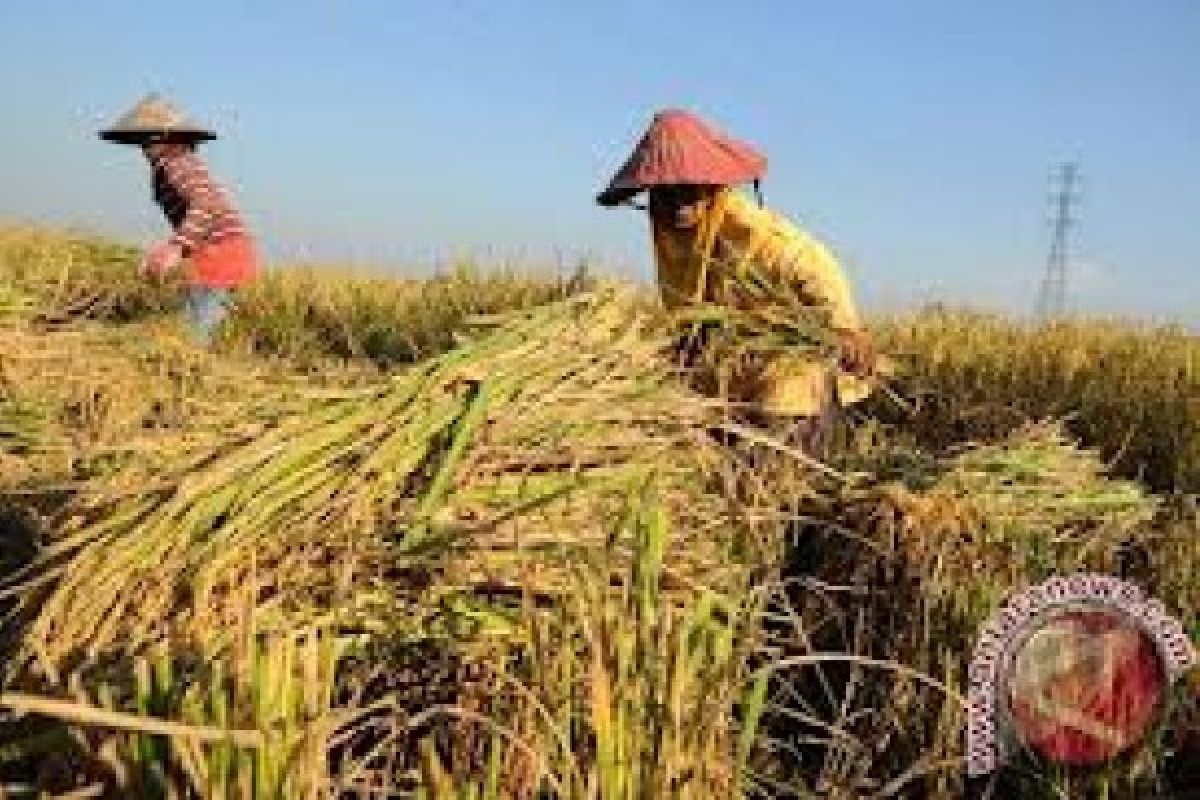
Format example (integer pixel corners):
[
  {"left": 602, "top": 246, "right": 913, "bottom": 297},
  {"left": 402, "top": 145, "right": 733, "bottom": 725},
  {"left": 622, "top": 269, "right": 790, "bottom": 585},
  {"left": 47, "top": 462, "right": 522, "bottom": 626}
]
[{"left": 651, "top": 187, "right": 872, "bottom": 416}]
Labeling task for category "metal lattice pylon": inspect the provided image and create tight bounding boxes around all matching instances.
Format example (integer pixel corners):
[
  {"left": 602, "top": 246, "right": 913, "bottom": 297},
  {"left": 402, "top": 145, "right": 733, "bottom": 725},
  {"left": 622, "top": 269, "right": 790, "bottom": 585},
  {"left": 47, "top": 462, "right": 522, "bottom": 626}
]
[{"left": 1036, "top": 163, "right": 1081, "bottom": 321}]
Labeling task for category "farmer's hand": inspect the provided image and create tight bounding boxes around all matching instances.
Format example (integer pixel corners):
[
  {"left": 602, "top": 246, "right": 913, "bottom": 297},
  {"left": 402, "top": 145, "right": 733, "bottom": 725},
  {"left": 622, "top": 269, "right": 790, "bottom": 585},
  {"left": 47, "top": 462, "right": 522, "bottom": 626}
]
[
  {"left": 140, "top": 241, "right": 183, "bottom": 279},
  {"left": 836, "top": 328, "right": 876, "bottom": 379}
]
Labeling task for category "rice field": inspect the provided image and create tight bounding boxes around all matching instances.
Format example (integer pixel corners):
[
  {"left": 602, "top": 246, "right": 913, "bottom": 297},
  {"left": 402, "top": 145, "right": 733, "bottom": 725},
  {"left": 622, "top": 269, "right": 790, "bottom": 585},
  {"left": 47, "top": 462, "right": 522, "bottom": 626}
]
[
  {"left": 1, "top": 223, "right": 1197, "bottom": 798},
  {"left": 872, "top": 309, "right": 1200, "bottom": 494}
]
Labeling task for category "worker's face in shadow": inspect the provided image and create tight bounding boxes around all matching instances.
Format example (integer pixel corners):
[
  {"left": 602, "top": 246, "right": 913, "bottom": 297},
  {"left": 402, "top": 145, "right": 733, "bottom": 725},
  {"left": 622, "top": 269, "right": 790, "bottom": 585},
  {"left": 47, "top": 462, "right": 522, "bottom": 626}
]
[
  {"left": 141, "top": 140, "right": 197, "bottom": 161},
  {"left": 648, "top": 185, "right": 717, "bottom": 231}
]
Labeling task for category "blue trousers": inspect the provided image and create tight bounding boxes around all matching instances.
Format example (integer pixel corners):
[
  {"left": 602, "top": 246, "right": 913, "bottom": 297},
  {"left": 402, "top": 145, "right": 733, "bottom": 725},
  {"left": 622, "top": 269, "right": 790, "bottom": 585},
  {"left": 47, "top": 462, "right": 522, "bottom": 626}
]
[{"left": 184, "top": 286, "right": 231, "bottom": 345}]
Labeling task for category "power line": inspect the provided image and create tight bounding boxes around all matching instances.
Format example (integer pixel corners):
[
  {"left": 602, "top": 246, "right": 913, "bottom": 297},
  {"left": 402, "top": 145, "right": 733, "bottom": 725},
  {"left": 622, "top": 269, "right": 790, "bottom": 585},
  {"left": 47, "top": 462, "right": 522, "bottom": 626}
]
[{"left": 1036, "top": 162, "right": 1081, "bottom": 320}]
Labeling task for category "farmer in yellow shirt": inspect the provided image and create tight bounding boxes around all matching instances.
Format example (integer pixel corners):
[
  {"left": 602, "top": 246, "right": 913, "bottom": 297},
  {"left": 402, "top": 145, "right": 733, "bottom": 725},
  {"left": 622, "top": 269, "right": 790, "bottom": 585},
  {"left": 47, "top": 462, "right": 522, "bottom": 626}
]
[{"left": 597, "top": 109, "right": 876, "bottom": 457}]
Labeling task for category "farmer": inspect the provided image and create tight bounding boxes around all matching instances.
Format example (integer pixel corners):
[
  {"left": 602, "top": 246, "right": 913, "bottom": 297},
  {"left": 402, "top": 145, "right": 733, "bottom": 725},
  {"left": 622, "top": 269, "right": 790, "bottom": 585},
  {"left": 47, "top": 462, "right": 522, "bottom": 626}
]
[
  {"left": 99, "top": 94, "right": 257, "bottom": 345},
  {"left": 596, "top": 109, "right": 877, "bottom": 458}
]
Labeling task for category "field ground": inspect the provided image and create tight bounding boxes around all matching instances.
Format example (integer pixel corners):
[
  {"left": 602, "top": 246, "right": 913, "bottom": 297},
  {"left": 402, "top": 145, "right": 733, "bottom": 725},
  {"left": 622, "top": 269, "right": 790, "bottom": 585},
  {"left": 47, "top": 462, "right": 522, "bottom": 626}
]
[{"left": 1, "top": 223, "right": 1197, "bottom": 798}]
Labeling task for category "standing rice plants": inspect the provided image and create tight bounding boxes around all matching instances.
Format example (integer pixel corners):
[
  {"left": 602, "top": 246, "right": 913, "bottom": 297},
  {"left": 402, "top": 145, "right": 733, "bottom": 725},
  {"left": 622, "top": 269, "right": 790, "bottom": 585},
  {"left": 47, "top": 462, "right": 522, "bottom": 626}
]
[
  {"left": 120, "top": 624, "right": 355, "bottom": 799},
  {"left": 2, "top": 223, "right": 592, "bottom": 369},
  {"left": 874, "top": 309, "right": 1200, "bottom": 493},
  {"left": 223, "top": 262, "right": 594, "bottom": 368},
  {"left": 0, "top": 285, "right": 35, "bottom": 325}
]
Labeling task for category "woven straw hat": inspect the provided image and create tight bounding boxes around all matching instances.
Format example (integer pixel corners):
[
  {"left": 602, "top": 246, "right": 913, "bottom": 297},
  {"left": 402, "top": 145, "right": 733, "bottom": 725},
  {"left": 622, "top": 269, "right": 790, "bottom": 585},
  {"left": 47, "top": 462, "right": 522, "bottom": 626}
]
[{"left": 98, "top": 94, "right": 216, "bottom": 145}]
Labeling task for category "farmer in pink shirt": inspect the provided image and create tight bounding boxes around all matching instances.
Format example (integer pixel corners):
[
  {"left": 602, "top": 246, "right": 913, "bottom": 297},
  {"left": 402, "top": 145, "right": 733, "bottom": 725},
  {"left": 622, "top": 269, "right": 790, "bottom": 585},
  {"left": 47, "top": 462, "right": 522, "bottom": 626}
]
[{"left": 100, "top": 94, "right": 258, "bottom": 344}]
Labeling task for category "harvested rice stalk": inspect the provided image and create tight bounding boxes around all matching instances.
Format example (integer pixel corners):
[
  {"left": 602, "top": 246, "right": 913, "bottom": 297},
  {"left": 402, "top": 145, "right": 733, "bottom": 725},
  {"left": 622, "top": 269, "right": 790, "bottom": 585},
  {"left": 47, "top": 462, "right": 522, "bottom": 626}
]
[
  {"left": 668, "top": 264, "right": 834, "bottom": 406},
  {"left": 0, "top": 321, "right": 364, "bottom": 495},
  {"left": 11, "top": 287, "right": 765, "bottom": 680}
]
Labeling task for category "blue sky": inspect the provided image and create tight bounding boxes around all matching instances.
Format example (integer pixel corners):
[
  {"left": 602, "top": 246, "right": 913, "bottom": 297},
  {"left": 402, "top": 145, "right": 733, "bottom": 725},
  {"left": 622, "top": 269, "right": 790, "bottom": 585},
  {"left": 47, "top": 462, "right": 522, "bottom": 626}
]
[{"left": 0, "top": 1, "right": 1196, "bottom": 321}]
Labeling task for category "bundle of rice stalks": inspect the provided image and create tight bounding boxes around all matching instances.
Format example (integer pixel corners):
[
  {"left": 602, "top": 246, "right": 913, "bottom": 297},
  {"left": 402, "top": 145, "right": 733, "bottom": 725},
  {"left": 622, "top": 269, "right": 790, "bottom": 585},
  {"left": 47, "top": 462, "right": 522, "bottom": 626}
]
[
  {"left": 9, "top": 286, "right": 769, "bottom": 680},
  {"left": 0, "top": 321, "right": 363, "bottom": 494},
  {"left": 871, "top": 422, "right": 1156, "bottom": 616},
  {"left": 668, "top": 266, "right": 835, "bottom": 404},
  {"left": 0, "top": 285, "right": 802, "bottom": 797}
]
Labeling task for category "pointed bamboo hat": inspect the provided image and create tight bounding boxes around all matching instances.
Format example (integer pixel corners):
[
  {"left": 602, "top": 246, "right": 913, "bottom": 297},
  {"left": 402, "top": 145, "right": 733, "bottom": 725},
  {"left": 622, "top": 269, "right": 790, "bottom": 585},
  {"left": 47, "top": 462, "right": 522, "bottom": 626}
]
[
  {"left": 596, "top": 109, "right": 767, "bottom": 207},
  {"left": 98, "top": 93, "right": 216, "bottom": 145}
]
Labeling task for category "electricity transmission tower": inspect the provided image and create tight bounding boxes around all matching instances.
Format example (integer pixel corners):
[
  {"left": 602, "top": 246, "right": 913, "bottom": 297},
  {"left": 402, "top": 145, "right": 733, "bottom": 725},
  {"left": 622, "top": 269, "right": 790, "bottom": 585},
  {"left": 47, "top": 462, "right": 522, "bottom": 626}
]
[{"left": 1036, "top": 163, "right": 1081, "bottom": 320}]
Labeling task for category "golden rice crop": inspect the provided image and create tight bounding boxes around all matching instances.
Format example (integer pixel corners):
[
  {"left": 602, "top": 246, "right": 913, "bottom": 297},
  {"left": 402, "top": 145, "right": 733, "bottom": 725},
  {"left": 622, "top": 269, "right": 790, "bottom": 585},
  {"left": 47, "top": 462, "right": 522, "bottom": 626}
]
[
  {"left": 339, "top": 494, "right": 768, "bottom": 799},
  {"left": 874, "top": 309, "right": 1200, "bottom": 493},
  {"left": 223, "top": 262, "right": 592, "bottom": 368},
  {"left": 2, "top": 222, "right": 1198, "bottom": 799},
  {"left": 1, "top": 222, "right": 594, "bottom": 368}
]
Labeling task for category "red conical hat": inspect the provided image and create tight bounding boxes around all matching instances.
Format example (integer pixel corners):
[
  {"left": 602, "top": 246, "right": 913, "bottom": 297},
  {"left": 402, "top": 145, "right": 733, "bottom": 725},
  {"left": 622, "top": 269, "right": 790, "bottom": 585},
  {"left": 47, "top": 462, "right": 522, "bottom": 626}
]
[{"left": 596, "top": 109, "right": 767, "bottom": 206}]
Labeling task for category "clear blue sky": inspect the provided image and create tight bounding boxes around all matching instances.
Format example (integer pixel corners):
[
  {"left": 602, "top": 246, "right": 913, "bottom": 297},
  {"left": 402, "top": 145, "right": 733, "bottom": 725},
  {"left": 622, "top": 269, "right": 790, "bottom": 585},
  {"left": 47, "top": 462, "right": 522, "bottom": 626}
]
[{"left": 1, "top": 1, "right": 1196, "bottom": 321}]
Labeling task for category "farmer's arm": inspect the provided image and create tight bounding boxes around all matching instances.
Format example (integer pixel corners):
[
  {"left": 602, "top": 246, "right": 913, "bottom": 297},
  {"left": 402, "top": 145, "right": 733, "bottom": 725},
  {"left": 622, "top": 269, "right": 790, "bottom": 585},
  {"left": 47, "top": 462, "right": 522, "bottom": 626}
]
[
  {"left": 782, "top": 234, "right": 862, "bottom": 332},
  {"left": 159, "top": 154, "right": 230, "bottom": 255},
  {"left": 719, "top": 192, "right": 863, "bottom": 331},
  {"left": 774, "top": 228, "right": 876, "bottom": 377}
]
